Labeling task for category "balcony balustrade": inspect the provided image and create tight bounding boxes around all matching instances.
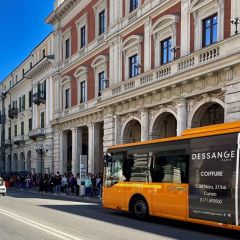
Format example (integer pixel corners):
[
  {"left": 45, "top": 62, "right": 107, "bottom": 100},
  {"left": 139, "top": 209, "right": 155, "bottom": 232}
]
[
  {"left": 13, "top": 135, "right": 24, "bottom": 145},
  {"left": 33, "top": 92, "right": 46, "bottom": 105},
  {"left": 8, "top": 108, "right": 18, "bottom": 119},
  {"left": 29, "top": 128, "right": 45, "bottom": 141}
]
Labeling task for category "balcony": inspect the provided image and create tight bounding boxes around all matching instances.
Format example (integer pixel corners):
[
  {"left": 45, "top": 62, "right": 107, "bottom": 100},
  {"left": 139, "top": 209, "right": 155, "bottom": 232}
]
[
  {"left": 13, "top": 135, "right": 24, "bottom": 145},
  {"left": 101, "top": 34, "right": 240, "bottom": 100},
  {"left": 33, "top": 92, "right": 46, "bottom": 105},
  {"left": 29, "top": 128, "right": 45, "bottom": 141},
  {"left": 4, "top": 139, "right": 12, "bottom": 148},
  {"left": 8, "top": 108, "right": 18, "bottom": 119}
]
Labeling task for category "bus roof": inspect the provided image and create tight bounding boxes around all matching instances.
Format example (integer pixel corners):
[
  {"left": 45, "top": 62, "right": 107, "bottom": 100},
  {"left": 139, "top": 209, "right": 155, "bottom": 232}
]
[{"left": 108, "top": 121, "right": 240, "bottom": 150}]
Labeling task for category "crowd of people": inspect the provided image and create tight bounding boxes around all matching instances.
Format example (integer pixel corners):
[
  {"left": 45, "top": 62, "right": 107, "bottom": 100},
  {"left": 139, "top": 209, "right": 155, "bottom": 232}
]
[{"left": 1, "top": 172, "right": 103, "bottom": 199}]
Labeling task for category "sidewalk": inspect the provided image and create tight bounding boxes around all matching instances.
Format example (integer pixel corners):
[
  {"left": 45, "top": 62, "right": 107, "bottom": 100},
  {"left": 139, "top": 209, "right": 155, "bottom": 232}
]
[{"left": 10, "top": 187, "right": 101, "bottom": 203}]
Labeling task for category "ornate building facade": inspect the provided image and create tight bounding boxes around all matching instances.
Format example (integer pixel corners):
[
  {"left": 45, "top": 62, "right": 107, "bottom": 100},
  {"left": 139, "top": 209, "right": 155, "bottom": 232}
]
[{"left": 1, "top": 0, "right": 240, "bottom": 176}]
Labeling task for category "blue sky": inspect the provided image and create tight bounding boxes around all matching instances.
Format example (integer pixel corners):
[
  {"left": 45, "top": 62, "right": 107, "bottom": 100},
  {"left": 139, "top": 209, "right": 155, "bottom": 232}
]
[{"left": 0, "top": 0, "right": 54, "bottom": 81}]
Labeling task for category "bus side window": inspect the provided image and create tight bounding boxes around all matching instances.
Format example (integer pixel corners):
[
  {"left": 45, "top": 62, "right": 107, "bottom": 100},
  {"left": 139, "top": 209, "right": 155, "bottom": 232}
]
[{"left": 150, "top": 151, "right": 189, "bottom": 184}]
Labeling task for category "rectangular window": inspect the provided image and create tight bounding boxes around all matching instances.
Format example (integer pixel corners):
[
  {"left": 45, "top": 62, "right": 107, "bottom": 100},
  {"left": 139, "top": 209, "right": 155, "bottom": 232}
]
[
  {"left": 29, "top": 118, "right": 32, "bottom": 131},
  {"left": 161, "top": 37, "right": 172, "bottom": 65},
  {"left": 98, "top": 71, "right": 105, "bottom": 96},
  {"left": 65, "top": 38, "right": 70, "bottom": 59},
  {"left": 40, "top": 112, "right": 45, "bottom": 128},
  {"left": 30, "top": 62, "right": 32, "bottom": 68},
  {"left": 99, "top": 10, "right": 105, "bottom": 35},
  {"left": 14, "top": 125, "right": 17, "bottom": 137},
  {"left": 65, "top": 88, "right": 70, "bottom": 109},
  {"left": 19, "top": 97, "right": 22, "bottom": 112},
  {"left": 22, "top": 69, "right": 25, "bottom": 78},
  {"left": 129, "top": 54, "right": 139, "bottom": 78},
  {"left": 80, "top": 81, "right": 86, "bottom": 103},
  {"left": 42, "top": 49, "right": 46, "bottom": 58},
  {"left": 8, "top": 127, "right": 11, "bottom": 140},
  {"left": 22, "top": 95, "right": 25, "bottom": 111},
  {"left": 21, "top": 122, "right": 24, "bottom": 136},
  {"left": 29, "top": 90, "right": 32, "bottom": 108},
  {"left": 130, "top": 0, "right": 138, "bottom": 12},
  {"left": 202, "top": 14, "right": 218, "bottom": 47},
  {"left": 80, "top": 26, "right": 86, "bottom": 48}
]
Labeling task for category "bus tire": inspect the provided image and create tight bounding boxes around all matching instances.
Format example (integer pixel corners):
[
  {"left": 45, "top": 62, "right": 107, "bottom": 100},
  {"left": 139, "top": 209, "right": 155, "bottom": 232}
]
[{"left": 132, "top": 196, "right": 149, "bottom": 219}]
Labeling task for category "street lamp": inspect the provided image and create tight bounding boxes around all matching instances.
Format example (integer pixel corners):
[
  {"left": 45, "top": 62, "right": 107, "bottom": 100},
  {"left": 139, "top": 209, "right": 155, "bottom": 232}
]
[
  {"left": 171, "top": 46, "right": 180, "bottom": 60},
  {"left": 35, "top": 144, "right": 48, "bottom": 176},
  {"left": 231, "top": 17, "right": 240, "bottom": 35}
]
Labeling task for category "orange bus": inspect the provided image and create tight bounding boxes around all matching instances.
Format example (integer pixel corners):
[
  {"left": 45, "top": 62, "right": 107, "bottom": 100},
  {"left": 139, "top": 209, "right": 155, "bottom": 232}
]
[{"left": 103, "top": 121, "right": 240, "bottom": 231}]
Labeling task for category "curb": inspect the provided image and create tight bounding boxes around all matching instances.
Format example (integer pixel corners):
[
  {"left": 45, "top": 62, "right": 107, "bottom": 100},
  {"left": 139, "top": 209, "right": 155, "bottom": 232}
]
[{"left": 8, "top": 188, "right": 102, "bottom": 204}]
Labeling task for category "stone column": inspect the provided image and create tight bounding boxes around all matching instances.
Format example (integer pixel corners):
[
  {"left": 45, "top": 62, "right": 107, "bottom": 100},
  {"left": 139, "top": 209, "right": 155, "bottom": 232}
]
[
  {"left": 72, "top": 128, "right": 82, "bottom": 176},
  {"left": 59, "top": 130, "right": 67, "bottom": 174},
  {"left": 103, "top": 115, "right": 115, "bottom": 153},
  {"left": 181, "top": 0, "right": 190, "bottom": 56},
  {"left": 115, "top": 115, "right": 121, "bottom": 145},
  {"left": 141, "top": 108, "right": 149, "bottom": 141},
  {"left": 177, "top": 98, "right": 187, "bottom": 136},
  {"left": 88, "top": 123, "right": 100, "bottom": 174},
  {"left": 144, "top": 17, "right": 151, "bottom": 71},
  {"left": 225, "top": 68, "right": 240, "bottom": 122}
]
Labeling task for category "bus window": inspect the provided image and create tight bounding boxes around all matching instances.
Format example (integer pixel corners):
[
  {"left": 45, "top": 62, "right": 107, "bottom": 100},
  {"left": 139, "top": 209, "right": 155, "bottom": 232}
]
[
  {"left": 122, "top": 153, "right": 150, "bottom": 182},
  {"left": 105, "top": 152, "right": 127, "bottom": 187},
  {"left": 151, "top": 150, "right": 189, "bottom": 183}
]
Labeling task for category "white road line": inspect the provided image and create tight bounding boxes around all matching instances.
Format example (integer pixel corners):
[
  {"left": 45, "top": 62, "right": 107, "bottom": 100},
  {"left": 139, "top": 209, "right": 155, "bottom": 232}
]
[{"left": 0, "top": 208, "right": 83, "bottom": 240}]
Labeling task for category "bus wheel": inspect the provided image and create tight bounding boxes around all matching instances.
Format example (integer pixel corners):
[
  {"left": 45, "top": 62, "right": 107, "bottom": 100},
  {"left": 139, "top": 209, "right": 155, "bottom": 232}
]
[{"left": 132, "top": 197, "right": 148, "bottom": 219}]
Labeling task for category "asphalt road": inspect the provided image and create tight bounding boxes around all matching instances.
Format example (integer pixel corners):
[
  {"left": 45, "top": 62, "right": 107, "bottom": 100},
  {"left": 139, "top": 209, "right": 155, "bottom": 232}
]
[{"left": 0, "top": 189, "right": 239, "bottom": 240}]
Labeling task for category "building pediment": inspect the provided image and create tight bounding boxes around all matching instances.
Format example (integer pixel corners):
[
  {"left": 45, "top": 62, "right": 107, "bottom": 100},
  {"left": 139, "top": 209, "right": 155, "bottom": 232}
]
[{"left": 191, "top": 0, "right": 215, "bottom": 12}]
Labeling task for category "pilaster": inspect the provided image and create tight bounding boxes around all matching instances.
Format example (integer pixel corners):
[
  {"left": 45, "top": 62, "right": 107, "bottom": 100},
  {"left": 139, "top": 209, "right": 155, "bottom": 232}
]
[
  {"left": 141, "top": 108, "right": 149, "bottom": 141},
  {"left": 177, "top": 98, "right": 187, "bottom": 136}
]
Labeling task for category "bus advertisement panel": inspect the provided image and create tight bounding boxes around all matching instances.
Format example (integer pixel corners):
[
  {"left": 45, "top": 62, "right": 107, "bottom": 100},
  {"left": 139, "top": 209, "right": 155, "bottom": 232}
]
[{"left": 189, "top": 133, "right": 238, "bottom": 224}]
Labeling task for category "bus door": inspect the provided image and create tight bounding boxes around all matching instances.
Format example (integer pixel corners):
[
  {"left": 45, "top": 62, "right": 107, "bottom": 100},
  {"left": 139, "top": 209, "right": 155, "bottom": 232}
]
[
  {"left": 151, "top": 145, "right": 189, "bottom": 220},
  {"left": 103, "top": 153, "right": 126, "bottom": 211}
]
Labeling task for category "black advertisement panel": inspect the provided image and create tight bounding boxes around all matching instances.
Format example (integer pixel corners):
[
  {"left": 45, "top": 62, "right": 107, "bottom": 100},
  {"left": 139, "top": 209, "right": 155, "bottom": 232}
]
[{"left": 189, "top": 133, "right": 238, "bottom": 224}]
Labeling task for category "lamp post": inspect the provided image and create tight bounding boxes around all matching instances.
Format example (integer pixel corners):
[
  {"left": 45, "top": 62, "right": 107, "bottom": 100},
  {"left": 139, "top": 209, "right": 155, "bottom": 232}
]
[
  {"left": 231, "top": 17, "right": 240, "bottom": 35},
  {"left": 171, "top": 46, "right": 180, "bottom": 60},
  {"left": 35, "top": 144, "right": 45, "bottom": 176}
]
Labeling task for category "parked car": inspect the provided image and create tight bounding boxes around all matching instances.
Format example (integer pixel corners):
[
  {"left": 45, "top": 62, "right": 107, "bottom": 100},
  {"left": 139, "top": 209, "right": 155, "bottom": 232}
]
[{"left": 0, "top": 178, "right": 6, "bottom": 196}]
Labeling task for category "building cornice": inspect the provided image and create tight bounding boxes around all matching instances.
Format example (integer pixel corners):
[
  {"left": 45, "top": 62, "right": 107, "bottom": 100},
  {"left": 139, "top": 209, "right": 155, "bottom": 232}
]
[
  {"left": 45, "top": 0, "right": 79, "bottom": 25},
  {"left": 25, "top": 55, "right": 54, "bottom": 79}
]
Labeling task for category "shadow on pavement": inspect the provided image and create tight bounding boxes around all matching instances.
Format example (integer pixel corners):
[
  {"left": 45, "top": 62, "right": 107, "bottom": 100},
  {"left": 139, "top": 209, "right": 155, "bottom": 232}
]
[{"left": 6, "top": 189, "right": 240, "bottom": 240}]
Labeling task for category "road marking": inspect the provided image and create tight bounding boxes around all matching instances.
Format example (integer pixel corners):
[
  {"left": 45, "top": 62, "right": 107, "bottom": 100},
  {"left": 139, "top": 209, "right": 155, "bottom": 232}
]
[{"left": 0, "top": 208, "right": 83, "bottom": 240}]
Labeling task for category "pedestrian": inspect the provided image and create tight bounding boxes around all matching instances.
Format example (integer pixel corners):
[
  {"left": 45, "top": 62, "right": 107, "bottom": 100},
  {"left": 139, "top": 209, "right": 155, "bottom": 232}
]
[
  {"left": 61, "top": 173, "right": 68, "bottom": 194},
  {"left": 84, "top": 174, "right": 93, "bottom": 198}
]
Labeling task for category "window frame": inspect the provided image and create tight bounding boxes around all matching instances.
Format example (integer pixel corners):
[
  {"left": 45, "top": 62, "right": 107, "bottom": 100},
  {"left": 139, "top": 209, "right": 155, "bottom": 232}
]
[
  {"left": 80, "top": 80, "right": 87, "bottom": 103},
  {"left": 93, "top": 0, "right": 107, "bottom": 38},
  {"left": 129, "top": 54, "right": 139, "bottom": 78},
  {"left": 129, "top": 0, "right": 139, "bottom": 13},
  {"left": 202, "top": 14, "right": 218, "bottom": 48},
  {"left": 21, "top": 121, "right": 24, "bottom": 136},
  {"left": 99, "top": 10, "right": 106, "bottom": 35},
  {"left": 65, "top": 88, "right": 70, "bottom": 109},
  {"left": 40, "top": 112, "right": 45, "bottom": 129},
  {"left": 161, "top": 37, "right": 172, "bottom": 65}
]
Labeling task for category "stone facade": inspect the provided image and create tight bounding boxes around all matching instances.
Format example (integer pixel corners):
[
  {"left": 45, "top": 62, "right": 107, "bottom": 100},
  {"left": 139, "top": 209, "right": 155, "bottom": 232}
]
[{"left": 1, "top": 0, "right": 240, "bottom": 176}]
